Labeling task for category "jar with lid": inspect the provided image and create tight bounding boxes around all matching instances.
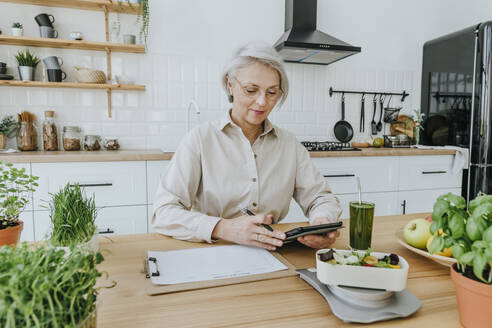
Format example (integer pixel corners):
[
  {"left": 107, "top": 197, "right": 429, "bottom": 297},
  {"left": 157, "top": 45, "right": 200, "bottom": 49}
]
[
  {"left": 42, "top": 110, "right": 58, "bottom": 151},
  {"left": 62, "top": 126, "right": 81, "bottom": 151},
  {"left": 17, "top": 121, "right": 37, "bottom": 151},
  {"left": 84, "top": 135, "right": 101, "bottom": 151}
]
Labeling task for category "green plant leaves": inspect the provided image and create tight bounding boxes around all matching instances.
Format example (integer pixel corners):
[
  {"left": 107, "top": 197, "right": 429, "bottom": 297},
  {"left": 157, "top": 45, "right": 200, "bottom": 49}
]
[
  {"left": 449, "top": 211, "right": 466, "bottom": 239},
  {"left": 466, "top": 217, "right": 485, "bottom": 241},
  {"left": 483, "top": 226, "right": 492, "bottom": 243},
  {"left": 469, "top": 193, "right": 492, "bottom": 212},
  {"left": 429, "top": 234, "right": 444, "bottom": 254},
  {"left": 473, "top": 252, "right": 488, "bottom": 283}
]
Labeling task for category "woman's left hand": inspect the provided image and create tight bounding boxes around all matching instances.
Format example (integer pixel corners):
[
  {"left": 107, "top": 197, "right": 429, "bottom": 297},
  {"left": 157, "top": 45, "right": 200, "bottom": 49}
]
[{"left": 297, "top": 217, "right": 340, "bottom": 249}]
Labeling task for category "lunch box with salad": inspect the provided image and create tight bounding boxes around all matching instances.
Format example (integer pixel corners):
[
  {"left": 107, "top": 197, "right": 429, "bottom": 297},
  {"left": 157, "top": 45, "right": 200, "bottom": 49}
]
[{"left": 316, "top": 249, "right": 409, "bottom": 292}]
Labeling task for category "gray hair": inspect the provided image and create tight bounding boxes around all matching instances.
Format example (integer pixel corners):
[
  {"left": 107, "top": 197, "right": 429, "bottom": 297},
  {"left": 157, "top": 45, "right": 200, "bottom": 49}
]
[{"left": 221, "top": 41, "right": 289, "bottom": 106}]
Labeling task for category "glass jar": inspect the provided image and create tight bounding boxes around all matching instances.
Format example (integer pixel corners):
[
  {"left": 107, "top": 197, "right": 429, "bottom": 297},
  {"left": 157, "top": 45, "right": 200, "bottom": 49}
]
[
  {"left": 42, "top": 110, "right": 58, "bottom": 151},
  {"left": 17, "top": 122, "right": 37, "bottom": 151},
  {"left": 84, "top": 135, "right": 101, "bottom": 151},
  {"left": 63, "top": 126, "right": 81, "bottom": 151},
  {"left": 103, "top": 137, "right": 120, "bottom": 150},
  {"left": 413, "top": 124, "right": 421, "bottom": 145}
]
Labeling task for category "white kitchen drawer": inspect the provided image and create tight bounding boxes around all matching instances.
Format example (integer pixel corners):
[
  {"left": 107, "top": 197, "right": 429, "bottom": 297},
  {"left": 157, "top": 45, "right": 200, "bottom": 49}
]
[
  {"left": 19, "top": 211, "right": 34, "bottom": 242},
  {"left": 397, "top": 188, "right": 462, "bottom": 215},
  {"left": 34, "top": 205, "right": 147, "bottom": 240},
  {"left": 336, "top": 192, "right": 399, "bottom": 219},
  {"left": 32, "top": 161, "right": 146, "bottom": 210},
  {"left": 398, "top": 155, "right": 462, "bottom": 191},
  {"left": 312, "top": 157, "right": 399, "bottom": 194},
  {"left": 146, "top": 160, "right": 169, "bottom": 204}
]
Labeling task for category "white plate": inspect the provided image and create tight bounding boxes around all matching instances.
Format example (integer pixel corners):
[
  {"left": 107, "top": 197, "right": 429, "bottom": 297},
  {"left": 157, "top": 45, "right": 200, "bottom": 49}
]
[
  {"left": 395, "top": 229, "right": 456, "bottom": 267},
  {"left": 316, "top": 249, "right": 409, "bottom": 292}
]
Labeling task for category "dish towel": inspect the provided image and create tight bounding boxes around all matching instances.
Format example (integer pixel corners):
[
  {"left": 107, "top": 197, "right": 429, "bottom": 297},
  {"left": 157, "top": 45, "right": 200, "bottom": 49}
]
[{"left": 414, "top": 145, "right": 469, "bottom": 174}]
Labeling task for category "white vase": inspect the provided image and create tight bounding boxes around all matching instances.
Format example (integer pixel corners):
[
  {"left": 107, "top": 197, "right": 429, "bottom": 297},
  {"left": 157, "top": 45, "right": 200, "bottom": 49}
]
[
  {"left": 18, "top": 66, "right": 35, "bottom": 81},
  {"left": 11, "top": 28, "right": 23, "bottom": 37}
]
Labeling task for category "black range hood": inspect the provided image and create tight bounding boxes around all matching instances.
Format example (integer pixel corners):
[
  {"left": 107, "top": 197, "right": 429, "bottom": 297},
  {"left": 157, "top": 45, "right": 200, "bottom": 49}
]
[{"left": 274, "top": 0, "right": 361, "bottom": 65}]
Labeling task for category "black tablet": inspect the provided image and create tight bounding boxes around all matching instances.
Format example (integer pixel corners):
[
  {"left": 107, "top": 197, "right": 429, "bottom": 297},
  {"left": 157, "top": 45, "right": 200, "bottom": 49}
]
[{"left": 284, "top": 221, "right": 344, "bottom": 243}]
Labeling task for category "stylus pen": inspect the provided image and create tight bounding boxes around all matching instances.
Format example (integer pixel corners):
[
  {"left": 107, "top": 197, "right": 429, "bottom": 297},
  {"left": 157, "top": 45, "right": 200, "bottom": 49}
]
[{"left": 239, "top": 207, "right": 273, "bottom": 232}]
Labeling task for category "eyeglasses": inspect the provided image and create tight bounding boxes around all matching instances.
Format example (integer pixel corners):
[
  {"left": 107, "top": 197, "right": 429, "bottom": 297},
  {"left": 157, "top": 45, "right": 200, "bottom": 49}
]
[{"left": 233, "top": 77, "right": 282, "bottom": 102}]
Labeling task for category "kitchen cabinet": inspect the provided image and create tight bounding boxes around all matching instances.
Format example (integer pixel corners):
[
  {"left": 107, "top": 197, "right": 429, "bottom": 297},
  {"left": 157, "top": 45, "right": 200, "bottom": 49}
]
[
  {"left": 146, "top": 160, "right": 169, "bottom": 205},
  {"left": 32, "top": 161, "right": 147, "bottom": 210},
  {"left": 34, "top": 205, "right": 147, "bottom": 240},
  {"left": 19, "top": 211, "right": 34, "bottom": 242},
  {"left": 284, "top": 155, "right": 463, "bottom": 222},
  {"left": 397, "top": 188, "right": 462, "bottom": 215}
]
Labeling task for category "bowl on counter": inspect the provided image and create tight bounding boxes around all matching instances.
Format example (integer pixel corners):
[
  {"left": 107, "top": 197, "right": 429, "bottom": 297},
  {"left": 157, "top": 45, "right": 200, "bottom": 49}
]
[
  {"left": 316, "top": 249, "right": 409, "bottom": 292},
  {"left": 114, "top": 75, "right": 135, "bottom": 85}
]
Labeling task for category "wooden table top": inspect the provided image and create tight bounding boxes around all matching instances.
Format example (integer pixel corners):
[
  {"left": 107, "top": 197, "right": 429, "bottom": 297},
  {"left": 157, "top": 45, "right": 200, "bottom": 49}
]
[{"left": 97, "top": 213, "right": 460, "bottom": 327}]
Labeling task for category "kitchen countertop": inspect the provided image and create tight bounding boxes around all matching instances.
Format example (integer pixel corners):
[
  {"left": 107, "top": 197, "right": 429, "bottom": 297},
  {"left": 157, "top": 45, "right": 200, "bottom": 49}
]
[
  {"left": 97, "top": 213, "right": 459, "bottom": 328},
  {"left": 0, "top": 147, "right": 456, "bottom": 163}
]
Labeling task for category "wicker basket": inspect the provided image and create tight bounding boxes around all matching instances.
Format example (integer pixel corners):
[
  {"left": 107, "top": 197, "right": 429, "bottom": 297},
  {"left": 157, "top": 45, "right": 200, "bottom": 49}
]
[{"left": 74, "top": 67, "right": 106, "bottom": 84}]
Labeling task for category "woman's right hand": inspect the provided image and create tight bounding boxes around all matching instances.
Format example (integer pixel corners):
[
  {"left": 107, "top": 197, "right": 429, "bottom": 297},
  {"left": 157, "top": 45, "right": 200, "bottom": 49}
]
[{"left": 212, "top": 214, "right": 286, "bottom": 251}]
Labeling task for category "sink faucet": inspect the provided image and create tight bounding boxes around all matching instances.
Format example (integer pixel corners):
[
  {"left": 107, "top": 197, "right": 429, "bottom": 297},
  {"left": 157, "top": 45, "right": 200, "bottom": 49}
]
[{"left": 186, "top": 99, "right": 201, "bottom": 133}]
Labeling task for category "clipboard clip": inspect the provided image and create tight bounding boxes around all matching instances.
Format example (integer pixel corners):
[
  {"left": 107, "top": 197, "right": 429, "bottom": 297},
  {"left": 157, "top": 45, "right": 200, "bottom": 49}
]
[{"left": 144, "top": 256, "right": 160, "bottom": 278}]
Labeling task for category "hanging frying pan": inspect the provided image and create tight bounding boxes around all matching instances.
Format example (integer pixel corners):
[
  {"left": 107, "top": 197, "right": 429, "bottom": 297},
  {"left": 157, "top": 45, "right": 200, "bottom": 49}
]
[{"left": 334, "top": 93, "right": 354, "bottom": 142}]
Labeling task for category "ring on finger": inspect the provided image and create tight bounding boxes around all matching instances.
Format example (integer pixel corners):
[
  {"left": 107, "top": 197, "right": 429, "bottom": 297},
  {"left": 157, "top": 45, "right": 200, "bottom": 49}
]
[{"left": 255, "top": 233, "right": 259, "bottom": 241}]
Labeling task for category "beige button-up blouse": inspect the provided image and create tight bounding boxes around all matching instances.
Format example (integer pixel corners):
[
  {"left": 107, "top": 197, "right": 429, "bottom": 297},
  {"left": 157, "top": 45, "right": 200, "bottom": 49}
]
[{"left": 152, "top": 111, "right": 341, "bottom": 243}]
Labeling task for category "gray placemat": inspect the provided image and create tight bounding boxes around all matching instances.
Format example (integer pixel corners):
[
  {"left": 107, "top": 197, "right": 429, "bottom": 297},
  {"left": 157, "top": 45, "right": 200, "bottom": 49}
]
[{"left": 297, "top": 268, "right": 421, "bottom": 323}]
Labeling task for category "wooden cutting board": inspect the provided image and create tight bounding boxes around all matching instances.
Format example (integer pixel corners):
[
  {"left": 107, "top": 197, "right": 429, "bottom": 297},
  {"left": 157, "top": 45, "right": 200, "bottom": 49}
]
[{"left": 390, "top": 115, "right": 415, "bottom": 138}]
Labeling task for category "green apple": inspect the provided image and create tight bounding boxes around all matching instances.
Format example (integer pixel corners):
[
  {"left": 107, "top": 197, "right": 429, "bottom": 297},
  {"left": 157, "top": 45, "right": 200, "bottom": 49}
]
[{"left": 404, "top": 218, "right": 432, "bottom": 249}]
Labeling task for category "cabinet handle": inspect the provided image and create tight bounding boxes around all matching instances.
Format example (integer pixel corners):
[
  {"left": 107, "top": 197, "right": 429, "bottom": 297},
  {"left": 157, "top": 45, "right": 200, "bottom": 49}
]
[
  {"left": 421, "top": 171, "right": 447, "bottom": 175},
  {"left": 70, "top": 183, "right": 113, "bottom": 188},
  {"left": 401, "top": 200, "right": 406, "bottom": 215},
  {"left": 99, "top": 228, "right": 114, "bottom": 234},
  {"left": 323, "top": 174, "right": 356, "bottom": 178}
]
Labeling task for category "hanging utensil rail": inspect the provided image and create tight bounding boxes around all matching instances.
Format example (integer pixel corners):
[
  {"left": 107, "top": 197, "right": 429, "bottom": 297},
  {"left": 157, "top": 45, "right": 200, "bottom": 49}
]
[{"left": 329, "top": 87, "right": 409, "bottom": 102}]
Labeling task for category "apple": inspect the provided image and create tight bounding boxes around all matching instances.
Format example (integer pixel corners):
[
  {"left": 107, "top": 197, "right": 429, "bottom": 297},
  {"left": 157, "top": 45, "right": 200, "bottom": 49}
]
[{"left": 403, "top": 218, "right": 432, "bottom": 249}]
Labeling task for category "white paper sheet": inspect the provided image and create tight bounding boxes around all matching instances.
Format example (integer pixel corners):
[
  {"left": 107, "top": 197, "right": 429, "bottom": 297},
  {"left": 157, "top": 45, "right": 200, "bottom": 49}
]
[{"left": 148, "top": 245, "right": 288, "bottom": 285}]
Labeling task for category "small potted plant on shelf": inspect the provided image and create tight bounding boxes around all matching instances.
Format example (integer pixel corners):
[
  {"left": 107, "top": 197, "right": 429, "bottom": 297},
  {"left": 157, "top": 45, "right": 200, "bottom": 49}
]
[
  {"left": 116, "top": 0, "right": 150, "bottom": 45},
  {"left": 429, "top": 192, "right": 492, "bottom": 328},
  {"left": 0, "top": 243, "right": 115, "bottom": 327},
  {"left": 14, "top": 49, "right": 40, "bottom": 81},
  {"left": 11, "top": 22, "right": 23, "bottom": 36},
  {"left": 0, "top": 161, "right": 39, "bottom": 247},
  {"left": 47, "top": 183, "right": 98, "bottom": 251},
  {"left": 0, "top": 115, "right": 17, "bottom": 149}
]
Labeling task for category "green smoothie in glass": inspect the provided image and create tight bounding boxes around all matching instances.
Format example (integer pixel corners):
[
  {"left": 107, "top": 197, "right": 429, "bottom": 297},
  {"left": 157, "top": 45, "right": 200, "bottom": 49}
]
[{"left": 349, "top": 201, "right": 375, "bottom": 250}]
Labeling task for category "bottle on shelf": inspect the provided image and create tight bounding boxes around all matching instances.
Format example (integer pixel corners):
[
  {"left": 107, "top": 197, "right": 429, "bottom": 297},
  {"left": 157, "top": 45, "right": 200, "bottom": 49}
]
[{"left": 42, "top": 110, "right": 58, "bottom": 151}]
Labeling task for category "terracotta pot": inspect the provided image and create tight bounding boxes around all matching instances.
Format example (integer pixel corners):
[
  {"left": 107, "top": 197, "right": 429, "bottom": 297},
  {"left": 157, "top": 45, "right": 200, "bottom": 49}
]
[
  {"left": 0, "top": 220, "right": 23, "bottom": 247},
  {"left": 451, "top": 264, "right": 492, "bottom": 328},
  {"left": 0, "top": 134, "right": 6, "bottom": 149}
]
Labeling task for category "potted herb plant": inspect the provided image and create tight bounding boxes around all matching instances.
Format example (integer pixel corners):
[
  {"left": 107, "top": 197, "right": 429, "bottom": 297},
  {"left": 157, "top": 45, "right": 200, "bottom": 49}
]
[
  {"left": 116, "top": 0, "right": 149, "bottom": 45},
  {"left": 48, "top": 183, "right": 98, "bottom": 251},
  {"left": 0, "top": 243, "right": 114, "bottom": 327},
  {"left": 0, "top": 115, "right": 17, "bottom": 149},
  {"left": 429, "top": 192, "right": 492, "bottom": 328},
  {"left": 14, "top": 49, "right": 40, "bottom": 81},
  {"left": 0, "top": 161, "right": 39, "bottom": 247},
  {"left": 11, "top": 22, "right": 23, "bottom": 36}
]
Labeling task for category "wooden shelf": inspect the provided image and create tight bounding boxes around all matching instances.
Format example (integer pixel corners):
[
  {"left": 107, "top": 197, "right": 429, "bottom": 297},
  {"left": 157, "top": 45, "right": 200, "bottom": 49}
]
[
  {"left": 0, "top": 80, "right": 145, "bottom": 91},
  {"left": 0, "top": 35, "right": 145, "bottom": 53},
  {"left": 0, "top": 0, "right": 140, "bottom": 14}
]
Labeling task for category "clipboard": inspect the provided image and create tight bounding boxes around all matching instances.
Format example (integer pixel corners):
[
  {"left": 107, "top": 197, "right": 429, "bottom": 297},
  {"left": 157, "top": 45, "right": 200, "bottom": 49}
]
[{"left": 143, "top": 251, "right": 297, "bottom": 296}]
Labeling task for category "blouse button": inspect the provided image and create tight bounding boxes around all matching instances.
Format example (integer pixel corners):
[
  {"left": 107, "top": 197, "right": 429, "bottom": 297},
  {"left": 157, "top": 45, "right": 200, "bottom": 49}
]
[
  {"left": 252, "top": 202, "right": 257, "bottom": 207},
  {"left": 252, "top": 178, "right": 257, "bottom": 182}
]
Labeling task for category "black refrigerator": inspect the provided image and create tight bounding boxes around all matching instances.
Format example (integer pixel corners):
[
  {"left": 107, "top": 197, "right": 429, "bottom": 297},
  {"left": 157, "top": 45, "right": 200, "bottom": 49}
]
[{"left": 421, "top": 22, "right": 492, "bottom": 203}]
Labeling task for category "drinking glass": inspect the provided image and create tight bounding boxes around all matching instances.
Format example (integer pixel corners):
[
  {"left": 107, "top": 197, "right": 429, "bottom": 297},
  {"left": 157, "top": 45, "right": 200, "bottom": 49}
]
[{"left": 349, "top": 201, "right": 375, "bottom": 250}]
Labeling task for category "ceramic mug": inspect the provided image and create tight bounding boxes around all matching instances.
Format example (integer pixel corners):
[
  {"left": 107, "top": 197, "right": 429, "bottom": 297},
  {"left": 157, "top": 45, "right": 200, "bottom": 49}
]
[
  {"left": 47, "top": 69, "right": 66, "bottom": 82},
  {"left": 39, "top": 26, "right": 58, "bottom": 38},
  {"left": 43, "top": 56, "right": 63, "bottom": 69},
  {"left": 123, "top": 34, "right": 136, "bottom": 44},
  {"left": 35, "top": 13, "right": 55, "bottom": 27}
]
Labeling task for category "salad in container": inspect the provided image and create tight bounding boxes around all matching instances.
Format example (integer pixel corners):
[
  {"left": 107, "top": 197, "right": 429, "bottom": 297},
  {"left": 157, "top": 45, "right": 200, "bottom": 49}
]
[{"left": 316, "top": 248, "right": 409, "bottom": 291}]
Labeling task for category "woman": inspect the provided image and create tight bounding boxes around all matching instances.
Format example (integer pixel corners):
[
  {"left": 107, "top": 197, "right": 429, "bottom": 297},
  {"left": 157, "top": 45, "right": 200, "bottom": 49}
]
[{"left": 153, "top": 42, "right": 341, "bottom": 250}]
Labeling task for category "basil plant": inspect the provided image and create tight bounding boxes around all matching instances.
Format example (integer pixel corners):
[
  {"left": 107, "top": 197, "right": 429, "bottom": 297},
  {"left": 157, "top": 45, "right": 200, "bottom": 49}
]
[{"left": 430, "top": 192, "right": 492, "bottom": 284}]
